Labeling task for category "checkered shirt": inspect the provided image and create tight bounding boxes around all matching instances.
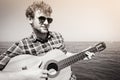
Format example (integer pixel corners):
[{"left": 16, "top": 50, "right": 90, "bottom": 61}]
[{"left": 0, "top": 31, "right": 66, "bottom": 68}]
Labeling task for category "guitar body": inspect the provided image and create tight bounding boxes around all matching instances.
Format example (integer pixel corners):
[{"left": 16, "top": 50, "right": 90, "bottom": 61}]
[{"left": 3, "top": 49, "right": 72, "bottom": 80}]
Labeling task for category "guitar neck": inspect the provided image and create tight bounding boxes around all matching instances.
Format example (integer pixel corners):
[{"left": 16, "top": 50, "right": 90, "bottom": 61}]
[
  {"left": 58, "top": 41, "right": 107, "bottom": 71},
  {"left": 57, "top": 47, "right": 97, "bottom": 70}
]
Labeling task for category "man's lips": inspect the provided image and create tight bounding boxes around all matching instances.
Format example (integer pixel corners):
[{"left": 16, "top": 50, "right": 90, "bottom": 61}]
[{"left": 39, "top": 27, "right": 48, "bottom": 31}]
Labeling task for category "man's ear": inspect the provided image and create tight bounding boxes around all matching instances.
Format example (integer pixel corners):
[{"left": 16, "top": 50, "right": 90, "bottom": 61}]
[{"left": 27, "top": 17, "right": 33, "bottom": 24}]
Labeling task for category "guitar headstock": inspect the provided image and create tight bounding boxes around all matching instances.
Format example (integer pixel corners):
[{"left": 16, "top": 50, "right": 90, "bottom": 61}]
[
  {"left": 86, "top": 42, "right": 106, "bottom": 53},
  {"left": 94, "top": 42, "right": 106, "bottom": 52}
]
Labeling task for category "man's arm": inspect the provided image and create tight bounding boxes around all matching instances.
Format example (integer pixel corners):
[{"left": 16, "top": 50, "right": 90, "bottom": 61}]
[
  {"left": 0, "top": 42, "right": 24, "bottom": 70},
  {"left": 0, "top": 70, "right": 23, "bottom": 80},
  {"left": 0, "top": 68, "right": 49, "bottom": 80},
  {"left": 0, "top": 61, "right": 49, "bottom": 80},
  {"left": 0, "top": 42, "right": 49, "bottom": 80}
]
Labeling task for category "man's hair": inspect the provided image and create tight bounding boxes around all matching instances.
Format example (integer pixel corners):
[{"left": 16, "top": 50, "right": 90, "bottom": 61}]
[{"left": 25, "top": 1, "right": 52, "bottom": 19}]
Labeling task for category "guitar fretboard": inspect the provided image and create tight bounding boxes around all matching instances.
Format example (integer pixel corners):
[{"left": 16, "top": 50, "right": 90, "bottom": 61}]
[{"left": 57, "top": 46, "right": 98, "bottom": 70}]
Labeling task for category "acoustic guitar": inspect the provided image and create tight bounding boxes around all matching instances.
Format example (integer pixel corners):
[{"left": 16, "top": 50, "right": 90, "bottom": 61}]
[{"left": 3, "top": 42, "right": 106, "bottom": 80}]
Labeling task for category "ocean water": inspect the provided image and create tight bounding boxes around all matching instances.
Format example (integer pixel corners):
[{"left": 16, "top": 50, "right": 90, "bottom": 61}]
[{"left": 0, "top": 41, "right": 120, "bottom": 80}]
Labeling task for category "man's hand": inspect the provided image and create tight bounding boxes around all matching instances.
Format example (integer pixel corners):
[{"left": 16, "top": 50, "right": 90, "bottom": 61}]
[
  {"left": 84, "top": 51, "right": 95, "bottom": 60},
  {"left": 20, "top": 68, "right": 49, "bottom": 80},
  {"left": 66, "top": 51, "right": 95, "bottom": 60}
]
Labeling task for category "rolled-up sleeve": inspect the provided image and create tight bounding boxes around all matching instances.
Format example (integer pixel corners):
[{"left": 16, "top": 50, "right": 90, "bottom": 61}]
[{"left": 0, "top": 42, "right": 24, "bottom": 70}]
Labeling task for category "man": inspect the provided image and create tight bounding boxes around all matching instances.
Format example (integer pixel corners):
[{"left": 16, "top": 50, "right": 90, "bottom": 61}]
[{"left": 0, "top": 1, "right": 95, "bottom": 80}]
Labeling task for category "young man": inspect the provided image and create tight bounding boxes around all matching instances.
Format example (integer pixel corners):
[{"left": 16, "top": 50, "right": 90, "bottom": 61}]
[{"left": 0, "top": 1, "right": 95, "bottom": 80}]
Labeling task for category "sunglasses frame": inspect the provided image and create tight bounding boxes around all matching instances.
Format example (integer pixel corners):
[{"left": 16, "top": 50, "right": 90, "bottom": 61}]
[{"left": 39, "top": 16, "right": 53, "bottom": 24}]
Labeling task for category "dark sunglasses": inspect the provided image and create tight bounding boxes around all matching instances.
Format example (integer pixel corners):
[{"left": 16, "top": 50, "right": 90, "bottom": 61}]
[{"left": 39, "top": 16, "right": 53, "bottom": 24}]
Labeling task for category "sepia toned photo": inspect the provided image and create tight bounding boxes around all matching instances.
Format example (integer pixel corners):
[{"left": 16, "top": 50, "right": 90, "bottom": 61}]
[{"left": 0, "top": 0, "right": 120, "bottom": 80}]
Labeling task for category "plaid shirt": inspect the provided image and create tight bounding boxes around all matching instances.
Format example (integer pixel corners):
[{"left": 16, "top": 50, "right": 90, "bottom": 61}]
[{"left": 0, "top": 31, "right": 76, "bottom": 80}]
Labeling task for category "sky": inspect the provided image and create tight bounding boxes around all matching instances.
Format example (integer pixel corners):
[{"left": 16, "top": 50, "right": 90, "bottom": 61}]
[{"left": 0, "top": 0, "right": 120, "bottom": 42}]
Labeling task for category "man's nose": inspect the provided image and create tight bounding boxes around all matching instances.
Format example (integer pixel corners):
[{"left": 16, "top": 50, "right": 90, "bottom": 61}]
[{"left": 43, "top": 19, "right": 48, "bottom": 25}]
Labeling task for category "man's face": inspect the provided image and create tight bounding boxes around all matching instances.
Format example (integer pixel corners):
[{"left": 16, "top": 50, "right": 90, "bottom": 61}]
[{"left": 31, "top": 10, "right": 53, "bottom": 33}]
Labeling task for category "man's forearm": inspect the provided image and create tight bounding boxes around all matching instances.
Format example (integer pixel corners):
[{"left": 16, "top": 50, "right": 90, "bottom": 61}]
[{"left": 0, "top": 71, "right": 25, "bottom": 80}]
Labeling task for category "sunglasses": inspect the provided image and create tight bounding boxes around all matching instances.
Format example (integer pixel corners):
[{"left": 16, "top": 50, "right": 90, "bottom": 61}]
[{"left": 39, "top": 16, "right": 53, "bottom": 24}]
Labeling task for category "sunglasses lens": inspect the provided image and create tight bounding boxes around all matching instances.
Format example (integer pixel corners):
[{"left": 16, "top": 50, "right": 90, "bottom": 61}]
[
  {"left": 47, "top": 18, "right": 53, "bottom": 23},
  {"left": 39, "top": 16, "right": 46, "bottom": 23}
]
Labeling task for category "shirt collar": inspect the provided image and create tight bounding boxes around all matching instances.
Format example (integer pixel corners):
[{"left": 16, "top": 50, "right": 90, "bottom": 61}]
[{"left": 31, "top": 31, "right": 53, "bottom": 43}]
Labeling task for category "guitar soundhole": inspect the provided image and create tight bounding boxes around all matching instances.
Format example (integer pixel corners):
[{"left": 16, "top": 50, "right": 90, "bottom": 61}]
[
  {"left": 47, "top": 63, "right": 58, "bottom": 70},
  {"left": 44, "top": 60, "right": 59, "bottom": 78},
  {"left": 47, "top": 63, "right": 58, "bottom": 76}
]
